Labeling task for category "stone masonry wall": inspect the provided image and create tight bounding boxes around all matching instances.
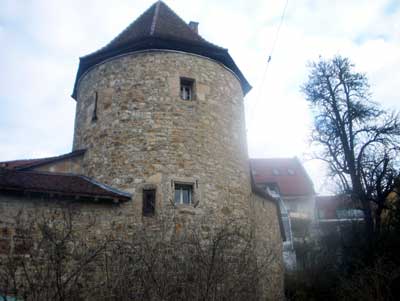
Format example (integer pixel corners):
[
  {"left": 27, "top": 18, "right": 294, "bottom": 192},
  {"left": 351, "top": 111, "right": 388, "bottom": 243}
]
[
  {"left": 0, "top": 193, "right": 283, "bottom": 299},
  {"left": 73, "top": 51, "right": 251, "bottom": 223},
  {"left": 68, "top": 50, "right": 284, "bottom": 298},
  {"left": 251, "top": 194, "right": 285, "bottom": 300}
]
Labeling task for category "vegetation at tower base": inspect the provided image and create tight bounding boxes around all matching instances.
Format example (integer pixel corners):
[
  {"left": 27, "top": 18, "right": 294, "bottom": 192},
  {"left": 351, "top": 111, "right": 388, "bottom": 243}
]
[
  {"left": 0, "top": 206, "right": 281, "bottom": 301},
  {"left": 285, "top": 186, "right": 400, "bottom": 301},
  {"left": 302, "top": 55, "right": 400, "bottom": 241}
]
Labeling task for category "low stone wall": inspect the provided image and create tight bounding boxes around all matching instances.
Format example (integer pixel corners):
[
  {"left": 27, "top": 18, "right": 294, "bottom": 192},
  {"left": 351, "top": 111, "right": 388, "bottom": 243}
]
[
  {"left": 0, "top": 192, "right": 284, "bottom": 299},
  {"left": 250, "top": 193, "right": 284, "bottom": 300}
]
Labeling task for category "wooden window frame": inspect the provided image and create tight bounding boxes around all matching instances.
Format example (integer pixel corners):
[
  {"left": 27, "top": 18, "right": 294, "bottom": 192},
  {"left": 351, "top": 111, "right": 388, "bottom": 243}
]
[
  {"left": 174, "top": 183, "right": 193, "bottom": 205},
  {"left": 180, "top": 77, "right": 195, "bottom": 101}
]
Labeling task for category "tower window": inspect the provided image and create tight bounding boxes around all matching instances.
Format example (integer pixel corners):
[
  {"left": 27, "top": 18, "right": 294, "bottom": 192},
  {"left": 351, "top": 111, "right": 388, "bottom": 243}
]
[
  {"left": 143, "top": 189, "right": 156, "bottom": 216},
  {"left": 174, "top": 184, "right": 193, "bottom": 205},
  {"left": 180, "top": 78, "right": 195, "bottom": 100},
  {"left": 92, "top": 91, "right": 98, "bottom": 122}
]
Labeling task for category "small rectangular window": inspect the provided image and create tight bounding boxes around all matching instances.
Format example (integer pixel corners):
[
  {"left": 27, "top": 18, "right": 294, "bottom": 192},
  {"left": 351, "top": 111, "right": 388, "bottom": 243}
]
[
  {"left": 180, "top": 78, "right": 195, "bottom": 100},
  {"left": 143, "top": 189, "right": 156, "bottom": 216},
  {"left": 174, "top": 184, "right": 193, "bottom": 205},
  {"left": 92, "top": 91, "right": 98, "bottom": 122}
]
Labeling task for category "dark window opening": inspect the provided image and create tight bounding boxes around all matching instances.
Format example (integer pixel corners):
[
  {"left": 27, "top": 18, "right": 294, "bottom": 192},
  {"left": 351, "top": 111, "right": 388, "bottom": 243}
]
[
  {"left": 143, "top": 189, "right": 156, "bottom": 216},
  {"left": 92, "top": 91, "right": 98, "bottom": 122},
  {"left": 174, "top": 184, "right": 193, "bottom": 205},
  {"left": 180, "top": 78, "right": 195, "bottom": 100}
]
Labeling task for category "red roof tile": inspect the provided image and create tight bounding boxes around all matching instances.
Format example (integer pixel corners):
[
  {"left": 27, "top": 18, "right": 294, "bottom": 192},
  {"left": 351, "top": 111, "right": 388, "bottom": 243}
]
[
  {"left": 250, "top": 158, "right": 315, "bottom": 197},
  {"left": 315, "top": 195, "right": 354, "bottom": 219},
  {"left": 0, "top": 170, "right": 131, "bottom": 202}
]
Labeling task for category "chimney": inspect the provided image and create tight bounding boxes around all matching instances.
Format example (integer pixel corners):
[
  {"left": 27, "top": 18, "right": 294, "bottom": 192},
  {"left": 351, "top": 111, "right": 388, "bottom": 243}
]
[{"left": 188, "top": 21, "right": 199, "bottom": 34}]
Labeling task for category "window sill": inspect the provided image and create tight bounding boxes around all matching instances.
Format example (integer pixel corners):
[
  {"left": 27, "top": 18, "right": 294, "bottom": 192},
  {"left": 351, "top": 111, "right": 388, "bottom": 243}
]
[{"left": 174, "top": 204, "right": 200, "bottom": 215}]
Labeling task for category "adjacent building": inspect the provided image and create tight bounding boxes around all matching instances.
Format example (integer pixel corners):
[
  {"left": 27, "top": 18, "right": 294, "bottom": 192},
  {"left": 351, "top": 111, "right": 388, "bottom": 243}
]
[{"left": 251, "top": 157, "right": 316, "bottom": 270}]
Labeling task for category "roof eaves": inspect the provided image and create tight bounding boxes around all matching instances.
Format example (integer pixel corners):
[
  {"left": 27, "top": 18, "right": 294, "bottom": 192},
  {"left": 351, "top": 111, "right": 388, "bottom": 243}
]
[
  {"left": 72, "top": 37, "right": 250, "bottom": 99},
  {"left": 0, "top": 186, "right": 124, "bottom": 202},
  {"left": 0, "top": 170, "right": 132, "bottom": 202},
  {"left": 78, "top": 175, "right": 132, "bottom": 199}
]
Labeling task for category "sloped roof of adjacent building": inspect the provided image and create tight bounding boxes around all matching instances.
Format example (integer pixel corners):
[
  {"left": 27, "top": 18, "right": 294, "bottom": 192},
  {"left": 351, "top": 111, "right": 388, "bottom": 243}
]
[
  {"left": 250, "top": 157, "right": 315, "bottom": 197},
  {"left": 0, "top": 169, "right": 131, "bottom": 202},
  {"left": 315, "top": 195, "right": 361, "bottom": 220},
  {"left": 0, "top": 149, "right": 85, "bottom": 171},
  {"left": 72, "top": 0, "right": 251, "bottom": 99}
]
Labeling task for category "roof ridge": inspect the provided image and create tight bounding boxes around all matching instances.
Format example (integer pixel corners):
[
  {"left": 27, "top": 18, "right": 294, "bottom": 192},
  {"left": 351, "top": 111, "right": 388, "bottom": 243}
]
[
  {"left": 0, "top": 149, "right": 86, "bottom": 170},
  {"left": 150, "top": 0, "right": 161, "bottom": 35},
  {"left": 81, "top": 2, "right": 158, "bottom": 59},
  {"left": 5, "top": 169, "right": 82, "bottom": 177},
  {"left": 1, "top": 158, "right": 43, "bottom": 165},
  {"left": 154, "top": 1, "right": 225, "bottom": 49}
]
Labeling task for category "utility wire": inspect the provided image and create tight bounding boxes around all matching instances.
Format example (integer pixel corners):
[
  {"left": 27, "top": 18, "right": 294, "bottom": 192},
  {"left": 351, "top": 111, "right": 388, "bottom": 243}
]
[
  {"left": 249, "top": 0, "right": 289, "bottom": 119},
  {"left": 257, "top": 0, "right": 289, "bottom": 97},
  {"left": 269, "top": 0, "right": 290, "bottom": 65}
]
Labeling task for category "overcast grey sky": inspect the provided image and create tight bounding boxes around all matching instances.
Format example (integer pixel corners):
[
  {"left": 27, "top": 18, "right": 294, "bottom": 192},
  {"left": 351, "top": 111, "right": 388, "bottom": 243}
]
[{"left": 1, "top": 0, "right": 399, "bottom": 193}]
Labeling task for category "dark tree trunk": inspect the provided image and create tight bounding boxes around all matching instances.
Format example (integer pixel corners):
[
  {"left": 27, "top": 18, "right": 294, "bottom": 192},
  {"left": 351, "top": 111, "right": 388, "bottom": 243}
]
[
  {"left": 361, "top": 198, "right": 374, "bottom": 241},
  {"left": 375, "top": 205, "right": 383, "bottom": 236},
  {"left": 352, "top": 178, "right": 374, "bottom": 242}
]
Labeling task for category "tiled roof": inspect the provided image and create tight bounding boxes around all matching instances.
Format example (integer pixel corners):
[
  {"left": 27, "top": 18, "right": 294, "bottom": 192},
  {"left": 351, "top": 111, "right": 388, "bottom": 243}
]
[
  {"left": 0, "top": 169, "right": 131, "bottom": 202},
  {"left": 250, "top": 158, "right": 315, "bottom": 197},
  {"left": 315, "top": 195, "right": 352, "bottom": 219},
  {"left": 0, "top": 149, "right": 85, "bottom": 171},
  {"left": 91, "top": 0, "right": 222, "bottom": 57},
  {"left": 72, "top": 1, "right": 251, "bottom": 98}
]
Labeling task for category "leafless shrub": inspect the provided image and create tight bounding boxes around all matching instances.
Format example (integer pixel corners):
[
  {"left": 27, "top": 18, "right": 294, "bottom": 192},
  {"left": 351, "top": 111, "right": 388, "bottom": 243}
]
[
  {"left": 0, "top": 208, "right": 107, "bottom": 301},
  {"left": 338, "top": 258, "right": 400, "bottom": 301},
  {"left": 0, "top": 210, "right": 277, "bottom": 301}
]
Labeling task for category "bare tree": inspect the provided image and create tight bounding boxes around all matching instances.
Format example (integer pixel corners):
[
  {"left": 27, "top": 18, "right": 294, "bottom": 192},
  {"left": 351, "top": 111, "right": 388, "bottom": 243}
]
[{"left": 302, "top": 56, "right": 400, "bottom": 239}]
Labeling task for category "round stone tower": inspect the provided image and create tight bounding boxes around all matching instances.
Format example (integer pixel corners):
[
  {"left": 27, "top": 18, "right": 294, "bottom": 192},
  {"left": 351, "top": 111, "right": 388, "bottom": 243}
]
[{"left": 72, "top": 1, "right": 253, "bottom": 220}]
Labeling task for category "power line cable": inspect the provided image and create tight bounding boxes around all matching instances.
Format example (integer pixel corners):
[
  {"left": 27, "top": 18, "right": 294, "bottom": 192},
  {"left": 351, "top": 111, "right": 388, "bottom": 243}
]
[
  {"left": 262, "top": 0, "right": 289, "bottom": 86},
  {"left": 247, "top": 0, "right": 289, "bottom": 125}
]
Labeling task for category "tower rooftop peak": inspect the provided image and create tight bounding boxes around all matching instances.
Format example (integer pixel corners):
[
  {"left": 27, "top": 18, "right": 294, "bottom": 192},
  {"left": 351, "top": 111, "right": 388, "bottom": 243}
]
[
  {"left": 72, "top": 1, "right": 251, "bottom": 98},
  {"left": 88, "top": 0, "right": 223, "bottom": 57}
]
